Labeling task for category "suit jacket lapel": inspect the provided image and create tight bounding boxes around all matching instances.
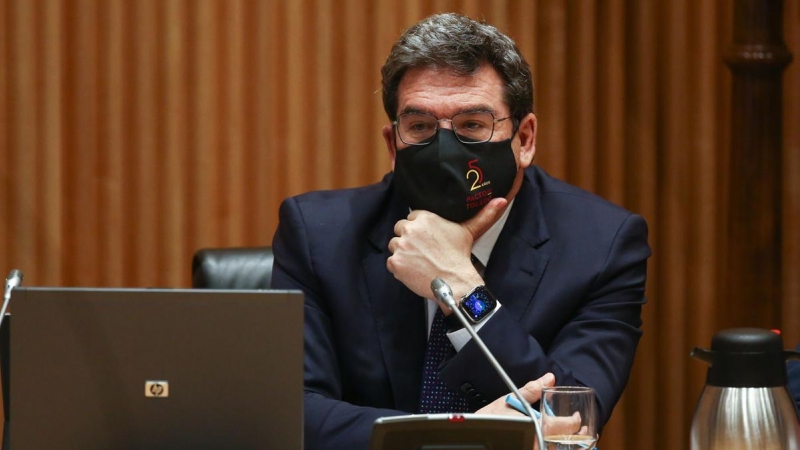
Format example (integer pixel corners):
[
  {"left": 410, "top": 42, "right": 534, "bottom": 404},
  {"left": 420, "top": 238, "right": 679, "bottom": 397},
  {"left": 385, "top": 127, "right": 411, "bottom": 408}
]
[
  {"left": 483, "top": 172, "right": 551, "bottom": 319},
  {"left": 362, "top": 185, "right": 426, "bottom": 412}
]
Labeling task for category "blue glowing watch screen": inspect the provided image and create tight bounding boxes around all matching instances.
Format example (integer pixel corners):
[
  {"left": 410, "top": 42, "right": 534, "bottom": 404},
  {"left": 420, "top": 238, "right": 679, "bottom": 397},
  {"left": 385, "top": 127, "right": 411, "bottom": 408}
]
[{"left": 463, "top": 289, "right": 495, "bottom": 321}]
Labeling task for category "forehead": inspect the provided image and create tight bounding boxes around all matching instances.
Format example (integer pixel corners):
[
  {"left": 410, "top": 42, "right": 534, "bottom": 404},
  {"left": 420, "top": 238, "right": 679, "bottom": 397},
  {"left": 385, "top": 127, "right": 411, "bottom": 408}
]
[{"left": 396, "top": 64, "right": 508, "bottom": 117}]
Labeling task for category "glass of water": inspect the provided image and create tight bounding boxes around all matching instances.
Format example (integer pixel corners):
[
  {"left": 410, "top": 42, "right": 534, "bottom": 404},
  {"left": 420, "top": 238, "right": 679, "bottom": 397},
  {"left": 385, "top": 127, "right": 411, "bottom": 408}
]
[{"left": 540, "top": 386, "right": 598, "bottom": 450}]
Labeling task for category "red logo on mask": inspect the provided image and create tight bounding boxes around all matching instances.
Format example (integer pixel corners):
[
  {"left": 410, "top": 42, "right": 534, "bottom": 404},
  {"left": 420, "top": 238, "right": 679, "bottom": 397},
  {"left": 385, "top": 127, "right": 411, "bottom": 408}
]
[
  {"left": 465, "top": 159, "right": 492, "bottom": 210},
  {"left": 466, "top": 159, "right": 490, "bottom": 191}
]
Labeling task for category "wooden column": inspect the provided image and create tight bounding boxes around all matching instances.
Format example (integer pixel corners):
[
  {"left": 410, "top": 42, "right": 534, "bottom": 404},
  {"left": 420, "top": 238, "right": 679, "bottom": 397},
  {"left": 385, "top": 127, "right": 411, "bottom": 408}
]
[{"left": 722, "top": 0, "right": 792, "bottom": 329}]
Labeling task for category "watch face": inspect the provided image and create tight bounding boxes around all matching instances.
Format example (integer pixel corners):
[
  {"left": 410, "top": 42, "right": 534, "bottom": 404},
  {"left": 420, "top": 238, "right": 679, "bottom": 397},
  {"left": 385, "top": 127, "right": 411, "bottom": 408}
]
[{"left": 461, "top": 287, "right": 497, "bottom": 323}]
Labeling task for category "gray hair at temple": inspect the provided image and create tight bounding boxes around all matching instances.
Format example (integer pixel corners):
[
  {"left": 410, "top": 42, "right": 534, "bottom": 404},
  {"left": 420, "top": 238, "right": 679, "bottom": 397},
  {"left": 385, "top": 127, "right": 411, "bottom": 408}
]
[{"left": 380, "top": 13, "right": 534, "bottom": 125}]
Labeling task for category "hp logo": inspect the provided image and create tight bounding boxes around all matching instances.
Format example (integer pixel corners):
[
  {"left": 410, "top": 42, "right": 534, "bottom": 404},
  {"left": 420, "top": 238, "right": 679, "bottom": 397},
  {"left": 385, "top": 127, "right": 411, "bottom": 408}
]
[{"left": 144, "top": 380, "right": 170, "bottom": 398}]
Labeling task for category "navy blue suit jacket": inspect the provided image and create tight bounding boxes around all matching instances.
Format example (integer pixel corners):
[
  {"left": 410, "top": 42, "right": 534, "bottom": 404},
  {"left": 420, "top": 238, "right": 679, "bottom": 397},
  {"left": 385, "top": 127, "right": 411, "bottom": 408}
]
[{"left": 271, "top": 166, "right": 651, "bottom": 450}]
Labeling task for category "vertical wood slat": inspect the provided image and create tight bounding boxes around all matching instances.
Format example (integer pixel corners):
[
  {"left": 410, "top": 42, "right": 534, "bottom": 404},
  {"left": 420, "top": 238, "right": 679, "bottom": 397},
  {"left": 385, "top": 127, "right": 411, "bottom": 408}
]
[
  {"left": 535, "top": 0, "right": 567, "bottom": 178},
  {"left": 40, "top": 0, "right": 63, "bottom": 286},
  {"left": 134, "top": 0, "right": 160, "bottom": 284},
  {"left": 567, "top": 1, "right": 596, "bottom": 191},
  {"left": 686, "top": 0, "right": 720, "bottom": 423},
  {"left": 593, "top": 3, "right": 629, "bottom": 444},
  {"left": 255, "top": 0, "right": 276, "bottom": 241},
  {"left": 10, "top": 0, "right": 37, "bottom": 283},
  {"left": 0, "top": 0, "right": 7, "bottom": 277},
  {"left": 163, "top": 0, "right": 188, "bottom": 287},
  {"left": 225, "top": 0, "right": 245, "bottom": 245},
  {"left": 343, "top": 0, "right": 373, "bottom": 186},
  {"left": 596, "top": 0, "right": 625, "bottom": 206},
  {"left": 1, "top": 1, "right": 799, "bottom": 449},
  {"left": 371, "top": 0, "right": 393, "bottom": 179},
  {"left": 285, "top": 0, "right": 307, "bottom": 196},
  {"left": 619, "top": 2, "right": 659, "bottom": 448},
  {"left": 783, "top": 0, "right": 800, "bottom": 346},
  {"left": 659, "top": 0, "right": 691, "bottom": 447},
  {"left": 316, "top": 0, "right": 334, "bottom": 188},
  {"left": 99, "top": 0, "right": 123, "bottom": 286},
  {"left": 263, "top": 0, "right": 287, "bottom": 239},
  {"left": 70, "top": 0, "right": 99, "bottom": 285}
]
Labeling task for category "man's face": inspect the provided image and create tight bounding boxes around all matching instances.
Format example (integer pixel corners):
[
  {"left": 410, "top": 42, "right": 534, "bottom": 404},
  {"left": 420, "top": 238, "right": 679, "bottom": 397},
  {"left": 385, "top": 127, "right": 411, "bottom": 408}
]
[{"left": 381, "top": 64, "right": 537, "bottom": 203}]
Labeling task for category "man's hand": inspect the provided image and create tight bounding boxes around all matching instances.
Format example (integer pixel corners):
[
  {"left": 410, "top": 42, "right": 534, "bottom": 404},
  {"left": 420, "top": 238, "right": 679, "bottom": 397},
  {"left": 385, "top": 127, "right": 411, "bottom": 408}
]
[
  {"left": 475, "top": 372, "right": 555, "bottom": 416},
  {"left": 477, "top": 373, "right": 557, "bottom": 450},
  {"left": 386, "top": 198, "right": 507, "bottom": 301}
]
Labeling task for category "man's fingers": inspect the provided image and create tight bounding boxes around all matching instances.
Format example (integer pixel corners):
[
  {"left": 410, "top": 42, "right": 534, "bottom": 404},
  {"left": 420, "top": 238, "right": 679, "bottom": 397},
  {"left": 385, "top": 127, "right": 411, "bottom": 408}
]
[
  {"left": 393, "top": 219, "right": 408, "bottom": 237},
  {"left": 520, "top": 372, "right": 556, "bottom": 404},
  {"left": 461, "top": 197, "right": 508, "bottom": 239},
  {"left": 542, "top": 412, "right": 583, "bottom": 437}
]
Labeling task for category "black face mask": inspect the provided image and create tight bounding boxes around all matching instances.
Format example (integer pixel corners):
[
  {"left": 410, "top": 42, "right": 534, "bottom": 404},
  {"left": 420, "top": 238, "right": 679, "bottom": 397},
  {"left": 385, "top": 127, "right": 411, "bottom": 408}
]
[{"left": 393, "top": 129, "right": 518, "bottom": 223}]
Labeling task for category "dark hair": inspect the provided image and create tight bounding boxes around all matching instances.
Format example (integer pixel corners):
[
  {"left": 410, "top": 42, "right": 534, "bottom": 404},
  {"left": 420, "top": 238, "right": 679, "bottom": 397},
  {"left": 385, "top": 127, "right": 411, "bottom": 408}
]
[{"left": 381, "top": 13, "right": 533, "bottom": 124}]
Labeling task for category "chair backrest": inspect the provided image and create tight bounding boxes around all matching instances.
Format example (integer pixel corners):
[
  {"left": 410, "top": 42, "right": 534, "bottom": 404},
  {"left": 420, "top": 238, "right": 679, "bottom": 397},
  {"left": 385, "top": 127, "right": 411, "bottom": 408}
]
[{"left": 191, "top": 246, "right": 274, "bottom": 289}]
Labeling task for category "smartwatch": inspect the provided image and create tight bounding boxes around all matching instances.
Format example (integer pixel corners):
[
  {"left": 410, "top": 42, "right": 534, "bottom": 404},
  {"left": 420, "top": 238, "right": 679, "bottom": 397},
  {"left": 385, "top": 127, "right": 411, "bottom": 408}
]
[
  {"left": 459, "top": 285, "right": 498, "bottom": 324},
  {"left": 443, "top": 285, "right": 499, "bottom": 332}
]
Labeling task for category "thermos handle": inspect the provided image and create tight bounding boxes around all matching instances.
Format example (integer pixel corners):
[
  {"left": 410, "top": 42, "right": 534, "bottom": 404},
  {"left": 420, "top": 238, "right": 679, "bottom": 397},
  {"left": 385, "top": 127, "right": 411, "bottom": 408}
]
[{"left": 691, "top": 347, "right": 714, "bottom": 364}]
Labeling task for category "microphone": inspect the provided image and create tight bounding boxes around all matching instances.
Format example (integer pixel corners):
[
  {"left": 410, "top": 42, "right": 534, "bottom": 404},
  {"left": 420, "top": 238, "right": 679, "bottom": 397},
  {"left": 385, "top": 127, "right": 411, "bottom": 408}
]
[
  {"left": 0, "top": 269, "right": 23, "bottom": 330},
  {"left": 431, "top": 277, "right": 545, "bottom": 450}
]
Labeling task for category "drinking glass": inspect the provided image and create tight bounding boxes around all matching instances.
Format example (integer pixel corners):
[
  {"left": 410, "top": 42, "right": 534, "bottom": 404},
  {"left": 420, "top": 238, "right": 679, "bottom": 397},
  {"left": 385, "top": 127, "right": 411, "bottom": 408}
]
[{"left": 540, "top": 386, "right": 598, "bottom": 450}]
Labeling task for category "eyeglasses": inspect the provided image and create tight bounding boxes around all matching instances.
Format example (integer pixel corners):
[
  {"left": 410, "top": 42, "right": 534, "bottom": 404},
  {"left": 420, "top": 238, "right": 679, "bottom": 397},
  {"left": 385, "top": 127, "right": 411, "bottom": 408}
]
[{"left": 393, "top": 111, "right": 511, "bottom": 146}]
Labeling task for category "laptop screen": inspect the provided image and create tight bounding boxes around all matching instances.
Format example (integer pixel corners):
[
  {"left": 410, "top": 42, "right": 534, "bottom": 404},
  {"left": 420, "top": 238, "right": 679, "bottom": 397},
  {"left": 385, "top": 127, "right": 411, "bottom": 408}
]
[{"left": 9, "top": 287, "right": 303, "bottom": 450}]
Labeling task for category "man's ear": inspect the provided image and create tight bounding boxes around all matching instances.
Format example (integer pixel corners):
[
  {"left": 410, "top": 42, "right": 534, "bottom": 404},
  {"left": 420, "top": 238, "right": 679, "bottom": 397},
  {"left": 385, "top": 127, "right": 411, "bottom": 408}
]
[
  {"left": 382, "top": 124, "right": 397, "bottom": 170},
  {"left": 517, "top": 113, "right": 537, "bottom": 168}
]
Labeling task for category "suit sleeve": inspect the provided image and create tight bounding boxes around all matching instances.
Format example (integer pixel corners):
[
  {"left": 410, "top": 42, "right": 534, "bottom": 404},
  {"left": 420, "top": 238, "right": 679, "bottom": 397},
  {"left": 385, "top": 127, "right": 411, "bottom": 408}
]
[
  {"left": 271, "top": 197, "right": 402, "bottom": 450},
  {"left": 440, "top": 213, "right": 650, "bottom": 429},
  {"left": 788, "top": 343, "right": 800, "bottom": 416}
]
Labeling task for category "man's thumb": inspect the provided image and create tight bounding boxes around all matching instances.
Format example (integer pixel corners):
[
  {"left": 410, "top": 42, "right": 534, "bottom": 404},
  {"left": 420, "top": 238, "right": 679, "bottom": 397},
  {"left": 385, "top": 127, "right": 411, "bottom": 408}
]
[{"left": 463, "top": 197, "right": 508, "bottom": 239}]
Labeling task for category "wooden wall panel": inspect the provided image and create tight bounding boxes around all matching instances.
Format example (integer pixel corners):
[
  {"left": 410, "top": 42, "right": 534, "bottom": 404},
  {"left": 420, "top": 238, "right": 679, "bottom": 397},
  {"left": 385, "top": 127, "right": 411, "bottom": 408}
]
[
  {"left": 1, "top": 1, "right": 798, "bottom": 449},
  {"left": 785, "top": 0, "right": 800, "bottom": 346}
]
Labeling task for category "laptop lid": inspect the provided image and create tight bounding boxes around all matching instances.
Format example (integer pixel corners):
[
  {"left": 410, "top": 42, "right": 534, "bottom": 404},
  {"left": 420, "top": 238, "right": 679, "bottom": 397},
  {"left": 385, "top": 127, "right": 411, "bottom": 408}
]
[{"left": 9, "top": 287, "right": 303, "bottom": 450}]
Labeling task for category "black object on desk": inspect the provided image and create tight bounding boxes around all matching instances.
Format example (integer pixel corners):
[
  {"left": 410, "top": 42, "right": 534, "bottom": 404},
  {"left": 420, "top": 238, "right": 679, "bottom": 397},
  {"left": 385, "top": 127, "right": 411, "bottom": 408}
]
[
  {"left": 371, "top": 414, "right": 536, "bottom": 450},
  {"left": 9, "top": 287, "right": 303, "bottom": 450}
]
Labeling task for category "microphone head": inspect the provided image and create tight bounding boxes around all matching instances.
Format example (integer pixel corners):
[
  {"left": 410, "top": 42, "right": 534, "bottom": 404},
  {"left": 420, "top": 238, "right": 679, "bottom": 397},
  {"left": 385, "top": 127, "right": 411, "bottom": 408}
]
[
  {"left": 430, "top": 277, "right": 447, "bottom": 293},
  {"left": 5, "top": 269, "right": 23, "bottom": 290},
  {"left": 430, "top": 278, "right": 457, "bottom": 309}
]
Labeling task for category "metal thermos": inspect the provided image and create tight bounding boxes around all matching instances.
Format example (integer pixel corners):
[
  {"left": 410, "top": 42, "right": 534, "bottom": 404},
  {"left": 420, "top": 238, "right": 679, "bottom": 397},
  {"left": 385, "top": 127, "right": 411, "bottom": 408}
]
[{"left": 691, "top": 328, "right": 800, "bottom": 450}]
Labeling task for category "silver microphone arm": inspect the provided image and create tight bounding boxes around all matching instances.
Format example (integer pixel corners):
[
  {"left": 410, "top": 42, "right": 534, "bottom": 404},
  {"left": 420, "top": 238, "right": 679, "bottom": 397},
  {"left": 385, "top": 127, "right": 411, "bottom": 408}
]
[
  {"left": 430, "top": 277, "right": 546, "bottom": 450},
  {"left": 0, "top": 269, "right": 23, "bottom": 330}
]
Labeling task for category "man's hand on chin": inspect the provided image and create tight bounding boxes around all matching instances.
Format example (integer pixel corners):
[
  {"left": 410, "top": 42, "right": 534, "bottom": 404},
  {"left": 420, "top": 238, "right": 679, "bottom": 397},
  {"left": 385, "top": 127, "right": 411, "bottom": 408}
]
[{"left": 386, "top": 198, "right": 507, "bottom": 300}]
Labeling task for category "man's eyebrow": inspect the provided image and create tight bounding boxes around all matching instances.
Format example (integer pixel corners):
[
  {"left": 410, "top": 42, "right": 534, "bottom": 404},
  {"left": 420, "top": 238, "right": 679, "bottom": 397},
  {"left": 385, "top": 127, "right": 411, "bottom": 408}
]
[
  {"left": 399, "top": 106, "right": 431, "bottom": 115},
  {"left": 398, "top": 105, "right": 499, "bottom": 116},
  {"left": 458, "top": 105, "right": 498, "bottom": 115}
]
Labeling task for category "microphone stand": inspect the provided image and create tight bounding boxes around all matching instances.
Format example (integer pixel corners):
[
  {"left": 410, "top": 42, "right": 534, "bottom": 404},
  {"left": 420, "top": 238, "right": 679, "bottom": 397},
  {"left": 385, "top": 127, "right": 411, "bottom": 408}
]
[
  {"left": 0, "top": 270, "right": 23, "bottom": 331},
  {"left": 1, "top": 270, "right": 21, "bottom": 449},
  {"left": 431, "top": 278, "right": 546, "bottom": 450}
]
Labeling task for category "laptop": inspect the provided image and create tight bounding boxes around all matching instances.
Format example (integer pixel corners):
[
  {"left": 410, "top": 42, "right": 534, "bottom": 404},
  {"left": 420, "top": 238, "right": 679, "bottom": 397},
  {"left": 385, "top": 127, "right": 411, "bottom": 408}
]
[{"left": 8, "top": 287, "right": 303, "bottom": 450}]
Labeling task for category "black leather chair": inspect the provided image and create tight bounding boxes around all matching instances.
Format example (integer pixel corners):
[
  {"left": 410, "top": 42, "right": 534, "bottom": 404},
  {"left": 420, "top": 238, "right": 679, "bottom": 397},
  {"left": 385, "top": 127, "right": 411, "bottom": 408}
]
[{"left": 191, "top": 246, "right": 274, "bottom": 289}]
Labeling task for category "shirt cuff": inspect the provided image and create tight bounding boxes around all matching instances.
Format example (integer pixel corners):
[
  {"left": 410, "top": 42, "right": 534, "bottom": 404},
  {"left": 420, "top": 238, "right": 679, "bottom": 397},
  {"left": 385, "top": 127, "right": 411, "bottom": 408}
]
[{"left": 446, "top": 303, "right": 502, "bottom": 351}]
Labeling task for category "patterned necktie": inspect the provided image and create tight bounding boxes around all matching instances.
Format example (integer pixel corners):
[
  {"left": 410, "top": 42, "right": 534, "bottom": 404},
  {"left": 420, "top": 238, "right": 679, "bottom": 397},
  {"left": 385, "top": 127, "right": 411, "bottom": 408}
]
[{"left": 418, "top": 307, "right": 470, "bottom": 413}]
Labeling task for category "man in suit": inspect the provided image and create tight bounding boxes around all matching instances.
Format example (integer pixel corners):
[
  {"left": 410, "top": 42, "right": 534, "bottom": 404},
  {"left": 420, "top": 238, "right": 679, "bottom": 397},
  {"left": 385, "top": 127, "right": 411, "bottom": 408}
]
[{"left": 271, "top": 13, "right": 651, "bottom": 450}]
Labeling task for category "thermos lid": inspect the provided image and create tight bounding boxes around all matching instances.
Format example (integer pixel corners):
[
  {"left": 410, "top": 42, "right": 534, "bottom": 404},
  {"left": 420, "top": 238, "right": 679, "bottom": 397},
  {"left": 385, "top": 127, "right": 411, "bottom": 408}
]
[{"left": 698, "top": 328, "right": 788, "bottom": 387}]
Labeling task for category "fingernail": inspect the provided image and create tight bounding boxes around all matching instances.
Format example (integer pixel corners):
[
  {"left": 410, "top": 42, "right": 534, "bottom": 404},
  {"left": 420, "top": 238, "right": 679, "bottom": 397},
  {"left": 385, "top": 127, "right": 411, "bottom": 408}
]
[{"left": 542, "top": 372, "right": 555, "bottom": 385}]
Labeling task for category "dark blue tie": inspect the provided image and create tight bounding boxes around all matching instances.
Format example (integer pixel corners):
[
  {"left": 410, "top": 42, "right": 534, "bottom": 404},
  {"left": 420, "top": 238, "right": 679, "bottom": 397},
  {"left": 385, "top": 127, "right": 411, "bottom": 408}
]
[{"left": 418, "top": 307, "right": 470, "bottom": 413}]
